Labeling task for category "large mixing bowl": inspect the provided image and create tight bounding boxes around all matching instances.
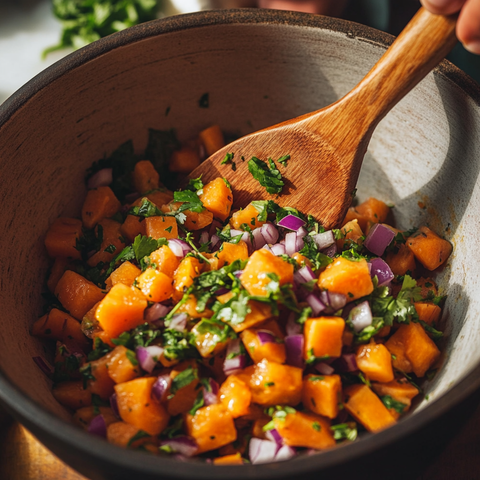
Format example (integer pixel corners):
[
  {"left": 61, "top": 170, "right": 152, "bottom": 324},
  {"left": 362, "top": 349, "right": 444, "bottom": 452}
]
[{"left": 0, "top": 9, "right": 479, "bottom": 480}]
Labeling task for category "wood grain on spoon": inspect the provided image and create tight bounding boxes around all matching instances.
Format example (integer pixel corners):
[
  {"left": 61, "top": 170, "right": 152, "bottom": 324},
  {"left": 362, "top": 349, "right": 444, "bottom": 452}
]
[{"left": 189, "top": 7, "right": 457, "bottom": 229}]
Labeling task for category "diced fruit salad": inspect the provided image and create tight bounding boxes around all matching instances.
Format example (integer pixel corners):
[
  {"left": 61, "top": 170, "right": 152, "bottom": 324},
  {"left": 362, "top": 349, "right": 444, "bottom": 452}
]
[{"left": 33, "top": 126, "right": 452, "bottom": 465}]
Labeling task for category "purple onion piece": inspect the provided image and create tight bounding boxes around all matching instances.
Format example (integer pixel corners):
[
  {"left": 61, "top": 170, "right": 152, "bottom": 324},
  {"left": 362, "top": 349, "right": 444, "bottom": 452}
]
[
  {"left": 87, "top": 168, "right": 113, "bottom": 189},
  {"left": 349, "top": 300, "right": 373, "bottom": 333},
  {"left": 369, "top": 257, "right": 395, "bottom": 287},
  {"left": 32, "top": 356, "right": 54, "bottom": 378},
  {"left": 152, "top": 374, "right": 172, "bottom": 403},
  {"left": 285, "top": 232, "right": 297, "bottom": 256},
  {"left": 169, "top": 313, "right": 188, "bottom": 332},
  {"left": 202, "top": 388, "right": 218, "bottom": 406},
  {"left": 144, "top": 302, "right": 171, "bottom": 322},
  {"left": 230, "top": 228, "right": 244, "bottom": 237},
  {"left": 320, "top": 290, "right": 347, "bottom": 312},
  {"left": 286, "top": 313, "right": 302, "bottom": 336},
  {"left": 261, "top": 244, "right": 273, "bottom": 253},
  {"left": 168, "top": 239, "right": 192, "bottom": 257},
  {"left": 322, "top": 242, "right": 338, "bottom": 258},
  {"left": 334, "top": 353, "right": 358, "bottom": 372},
  {"left": 208, "top": 377, "right": 219, "bottom": 395},
  {"left": 305, "top": 293, "right": 326, "bottom": 316},
  {"left": 265, "top": 428, "right": 284, "bottom": 447},
  {"left": 277, "top": 214, "right": 306, "bottom": 232},
  {"left": 271, "top": 243, "right": 286, "bottom": 256},
  {"left": 109, "top": 393, "right": 120, "bottom": 419},
  {"left": 160, "top": 436, "right": 198, "bottom": 457},
  {"left": 249, "top": 438, "right": 279, "bottom": 464},
  {"left": 364, "top": 223, "right": 396, "bottom": 256},
  {"left": 313, "top": 230, "right": 335, "bottom": 250},
  {"left": 257, "top": 330, "right": 276, "bottom": 345},
  {"left": 199, "top": 231, "right": 209, "bottom": 245},
  {"left": 261, "top": 223, "right": 279, "bottom": 244},
  {"left": 252, "top": 228, "right": 266, "bottom": 250},
  {"left": 296, "top": 227, "right": 308, "bottom": 238},
  {"left": 210, "top": 234, "right": 221, "bottom": 250},
  {"left": 295, "top": 234, "right": 305, "bottom": 252},
  {"left": 209, "top": 220, "right": 223, "bottom": 237},
  {"left": 136, "top": 345, "right": 164, "bottom": 373},
  {"left": 297, "top": 265, "right": 316, "bottom": 283},
  {"left": 275, "top": 445, "right": 297, "bottom": 461},
  {"left": 88, "top": 414, "right": 107, "bottom": 437},
  {"left": 223, "top": 339, "right": 246, "bottom": 375},
  {"left": 315, "top": 362, "right": 335, "bottom": 375},
  {"left": 233, "top": 270, "right": 244, "bottom": 278},
  {"left": 285, "top": 335, "right": 304, "bottom": 368}
]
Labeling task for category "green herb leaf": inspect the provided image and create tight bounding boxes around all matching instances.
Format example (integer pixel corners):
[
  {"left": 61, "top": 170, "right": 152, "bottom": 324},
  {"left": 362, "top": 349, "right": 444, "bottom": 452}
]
[
  {"left": 331, "top": 422, "right": 358, "bottom": 442},
  {"left": 247, "top": 157, "right": 284, "bottom": 195},
  {"left": 173, "top": 190, "right": 205, "bottom": 213},
  {"left": 87, "top": 337, "right": 113, "bottom": 361},
  {"left": 380, "top": 395, "right": 407, "bottom": 414},
  {"left": 170, "top": 366, "right": 198, "bottom": 395},
  {"left": 189, "top": 389, "right": 205, "bottom": 415},
  {"left": 127, "top": 430, "right": 150, "bottom": 447}
]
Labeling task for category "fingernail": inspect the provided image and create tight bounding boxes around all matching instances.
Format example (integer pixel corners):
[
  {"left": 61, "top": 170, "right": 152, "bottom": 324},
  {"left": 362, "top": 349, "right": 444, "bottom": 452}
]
[{"left": 464, "top": 41, "right": 480, "bottom": 55}]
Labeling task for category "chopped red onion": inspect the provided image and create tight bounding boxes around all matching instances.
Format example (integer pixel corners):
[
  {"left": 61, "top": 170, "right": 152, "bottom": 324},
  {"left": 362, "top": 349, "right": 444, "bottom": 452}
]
[
  {"left": 297, "top": 265, "right": 316, "bottom": 283},
  {"left": 349, "top": 300, "right": 373, "bottom": 332},
  {"left": 144, "top": 303, "right": 171, "bottom": 322},
  {"left": 249, "top": 438, "right": 278, "bottom": 464},
  {"left": 209, "top": 220, "right": 223, "bottom": 237},
  {"left": 223, "top": 339, "right": 246, "bottom": 375},
  {"left": 168, "top": 239, "right": 192, "bottom": 257},
  {"left": 285, "top": 335, "right": 304, "bottom": 368},
  {"left": 136, "top": 345, "right": 164, "bottom": 373},
  {"left": 286, "top": 313, "right": 302, "bottom": 336},
  {"left": 210, "top": 234, "right": 220, "bottom": 250},
  {"left": 319, "top": 291, "right": 347, "bottom": 312},
  {"left": 87, "top": 168, "right": 113, "bottom": 189},
  {"left": 271, "top": 243, "right": 286, "bottom": 256},
  {"left": 203, "top": 378, "right": 219, "bottom": 406},
  {"left": 305, "top": 293, "right": 326, "bottom": 316},
  {"left": 277, "top": 215, "right": 306, "bottom": 232},
  {"left": 169, "top": 313, "right": 188, "bottom": 332},
  {"left": 233, "top": 270, "right": 244, "bottom": 278},
  {"left": 261, "top": 223, "right": 279, "bottom": 244},
  {"left": 334, "top": 353, "right": 358, "bottom": 372},
  {"left": 109, "top": 393, "right": 120, "bottom": 419},
  {"left": 313, "top": 230, "right": 335, "bottom": 250},
  {"left": 265, "top": 428, "right": 283, "bottom": 447},
  {"left": 199, "top": 231, "right": 209, "bottom": 245},
  {"left": 257, "top": 330, "right": 276, "bottom": 345},
  {"left": 261, "top": 244, "right": 273, "bottom": 253},
  {"left": 275, "top": 445, "right": 297, "bottom": 461},
  {"left": 296, "top": 227, "right": 308, "bottom": 238},
  {"left": 32, "top": 356, "right": 54, "bottom": 378},
  {"left": 315, "top": 362, "right": 335, "bottom": 375},
  {"left": 364, "top": 223, "right": 396, "bottom": 256},
  {"left": 252, "top": 228, "right": 266, "bottom": 250},
  {"left": 369, "top": 257, "right": 394, "bottom": 287},
  {"left": 88, "top": 414, "right": 107, "bottom": 437},
  {"left": 322, "top": 242, "right": 338, "bottom": 258},
  {"left": 160, "top": 436, "right": 198, "bottom": 457},
  {"left": 285, "top": 232, "right": 297, "bottom": 256},
  {"left": 295, "top": 234, "right": 305, "bottom": 252},
  {"left": 152, "top": 374, "right": 172, "bottom": 403},
  {"left": 207, "top": 377, "right": 219, "bottom": 395},
  {"left": 230, "top": 229, "right": 244, "bottom": 237}
]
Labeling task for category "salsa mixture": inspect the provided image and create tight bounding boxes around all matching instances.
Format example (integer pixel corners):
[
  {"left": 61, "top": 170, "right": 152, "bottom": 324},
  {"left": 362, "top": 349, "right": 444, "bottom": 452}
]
[{"left": 33, "top": 125, "right": 452, "bottom": 465}]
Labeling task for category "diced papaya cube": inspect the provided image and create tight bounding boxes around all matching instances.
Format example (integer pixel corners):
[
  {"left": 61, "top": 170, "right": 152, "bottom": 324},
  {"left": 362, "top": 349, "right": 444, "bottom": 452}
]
[
  {"left": 87, "top": 218, "right": 125, "bottom": 267},
  {"left": 167, "top": 360, "right": 200, "bottom": 416},
  {"left": 249, "top": 359, "right": 302, "bottom": 406},
  {"left": 120, "top": 215, "right": 146, "bottom": 244},
  {"left": 356, "top": 341, "right": 394, "bottom": 383},
  {"left": 274, "top": 411, "right": 335, "bottom": 450},
  {"left": 376, "top": 326, "right": 391, "bottom": 338},
  {"left": 146, "top": 189, "right": 174, "bottom": 207},
  {"left": 240, "top": 249, "right": 294, "bottom": 296},
  {"left": 198, "top": 125, "right": 225, "bottom": 157},
  {"left": 240, "top": 328, "right": 286, "bottom": 364},
  {"left": 217, "top": 240, "right": 249, "bottom": 266},
  {"left": 82, "top": 186, "right": 121, "bottom": 229},
  {"left": 302, "top": 374, "right": 342, "bottom": 419},
  {"left": 161, "top": 202, "right": 213, "bottom": 231},
  {"left": 406, "top": 226, "right": 452, "bottom": 271},
  {"left": 304, "top": 317, "right": 345, "bottom": 360},
  {"left": 105, "top": 346, "right": 141, "bottom": 383},
  {"left": 415, "top": 302, "right": 442, "bottom": 326},
  {"left": 191, "top": 319, "right": 231, "bottom": 358},
  {"left": 385, "top": 243, "right": 416, "bottom": 276},
  {"left": 217, "top": 291, "right": 273, "bottom": 332},
  {"left": 384, "top": 326, "right": 413, "bottom": 373},
  {"left": 355, "top": 197, "right": 390, "bottom": 224},
  {"left": 230, "top": 203, "right": 266, "bottom": 231},
  {"left": 47, "top": 257, "right": 71, "bottom": 293},
  {"left": 291, "top": 252, "right": 312, "bottom": 268},
  {"left": 219, "top": 375, "right": 252, "bottom": 418},
  {"left": 91, "top": 330, "right": 116, "bottom": 348},
  {"left": 44, "top": 217, "right": 83, "bottom": 259},
  {"left": 149, "top": 245, "right": 180, "bottom": 278},
  {"left": 176, "top": 294, "right": 214, "bottom": 319},
  {"left": 417, "top": 277, "right": 438, "bottom": 299},
  {"left": 202, "top": 252, "right": 224, "bottom": 272},
  {"left": 132, "top": 160, "right": 159, "bottom": 194},
  {"left": 83, "top": 355, "right": 116, "bottom": 400},
  {"left": 342, "top": 328, "right": 354, "bottom": 346},
  {"left": 107, "top": 421, "right": 154, "bottom": 448},
  {"left": 337, "top": 219, "right": 364, "bottom": 250},
  {"left": 136, "top": 268, "right": 173, "bottom": 303},
  {"left": 372, "top": 378, "right": 420, "bottom": 419},
  {"left": 213, "top": 453, "right": 244, "bottom": 465},
  {"left": 185, "top": 404, "right": 236, "bottom": 454},
  {"left": 172, "top": 256, "right": 203, "bottom": 302},
  {"left": 115, "top": 377, "right": 170, "bottom": 435},
  {"left": 199, "top": 178, "right": 233, "bottom": 221},
  {"left": 55, "top": 271, "right": 105, "bottom": 320},
  {"left": 106, "top": 261, "right": 141, "bottom": 288},
  {"left": 73, "top": 406, "right": 117, "bottom": 430},
  {"left": 145, "top": 215, "right": 178, "bottom": 240},
  {"left": 403, "top": 322, "right": 440, "bottom": 377},
  {"left": 170, "top": 146, "right": 201, "bottom": 173},
  {"left": 342, "top": 206, "right": 370, "bottom": 232},
  {"left": 318, "top": 257, "right": 373, "bottom": 302},
  {"left": 344, "top": 384, "right": 396, "bottom": 432},
  {"left": 52, "top": 381, "right": 92, "bottom": 409},
  {"left": 95, "top": 283, "right": 148, "bottom": 338}
]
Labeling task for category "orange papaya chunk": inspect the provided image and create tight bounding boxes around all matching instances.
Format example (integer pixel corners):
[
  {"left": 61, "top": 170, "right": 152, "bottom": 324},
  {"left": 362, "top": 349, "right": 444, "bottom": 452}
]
[
  {"left": 82, "top": 186, "right": 121, "bottom": 229},
  {"left": 356, "top": 341, "right": 394, "bottom": 383},
  {"left": 145, "top": 215, "right": 178, "bottom": 240},
  {"left": 95, "top": 283, "right": 148, "bottom": 338},
  {"left": 355, "top": 197, "right": 390, "bottom": 224},
  {"left": 274, "top": 411, "right": 335, "bottom": 450},
  {"left": 176, "top": 294, "right": 214, "bottom": 319},
  {"left": 55, "top": 270, "right": 105, "bottom": 320},
  {"left": 167, "top": 360, "right": 200, "bottom": 416},
  {"left": 105, "top": 345, "right": 141, "bottom": 384},
  {"left": 385, "top": 243, "right": 416, "bottom": 276},
  {"left": 304, "top": 317, "right": 345, "bottom": 360},
  {"left": 47, "top": 257, "right": 71, "bottom": 293},
  {"left": 417, "top": 277, "right": 438, "bottom": 299},
  {"left": 219, "top": 374, "right": 252, "bottom": 418},
  {"left": 403, "top": 322, "right": 440, "bottom": 377},
  {"left": 291, "top": 252, "right": 312, "bottom": 268},
  {"left": 115, "top": 377, "right": 170, "bottom": 435},
  {"left": 344, "top": 384, "right": 396, "bottom": 432},
  {"left": 52, "top": 381, "right": 92, "bottom": 409},
  {"left": 44, "top": 217, "right": 83, "bottom": 259},
  {"left": 149, "top": 245, "right": 180, "bottom": 277},
  {"left": 83, "top": 355, "right": 115, "bottom": 400},
  {"left": 191, "top": 319, "right": 230, "bottom": 358},
  {"left": 146, "top": 189, "right": 174, "bottom": 207},
  {"left": 87, "top": 218, "right": 125, "bottom": 267},
  {"left": 230, "top": 203, "right": 266, "bottom": 231},
  {"left": 249, "top": 359, "right": 302, "bottom": 406},
  {"left": 132, "top": 160, "right": 159, "bottom": 194},
  {"left": 384, "top": 326, "right": 413, "bottom": 373},
  {"left": 170, "top": 147, "right": 201, "bottom": 173},
  {"left": 337, "top": 219, "right": 364, "bottom": 250},
  {"left": 240, "top": 328, "right": 286, "bottom": 364},
  {"left": 302, "top": 374, "right": 342, "bottom": 419},
  {"left": 172, "top": 256, "right": 203, "bottom": 302},
  {"left": 240, "top": 249, "right": 294, "bottom": 296},
  {"left": 342, "top": 206, "right": 371, "bottom": 232},
  {"left": 73, "top": 406, "right": 117, "bottom": 430},
  {"left": 136, "top": 268, "right": 173, "bottom": 303},
  {"left": 406, "top": 226, "right": 452, "bottom": 271},
  {"left": 213, "top": 453, "right": 244, "bottom": 465},
  {"left": 414, "top": 301, "right": 442, "bottom": 327},
  {"left": 106, "top": 261, "right": 141, "bottom": 288},
  {"left": 185, "top": 404, "right": 236, "bottom": 454},
  {"left": 199, "top": 177, "right": 233, "bottom": 221},
  {"left": 372, "top": 378, "right": 420, "bottom": 419},
  {"left": 217, "top": 241, "right": 249, "bottom": 266},
  {"left": 120, "top": 215, "right": 146, "bottom": 244},
  {"left": 161, "top": 201, "right": 213, "bottom": 231},
  {"left": 107, "top": 421, "right": 154, "bottom": 448},
  {"left": 318, "top": 257, "right": 373, "bottom": 301},
  {"left": 198, "top": 125, "right": 225, "bottom": 157}
]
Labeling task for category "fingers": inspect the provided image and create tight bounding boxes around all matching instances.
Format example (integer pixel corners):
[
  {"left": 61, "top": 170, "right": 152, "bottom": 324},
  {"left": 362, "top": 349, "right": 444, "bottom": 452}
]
[
  {"left": 420, "top": 0, "right": 467, "bottom": 15},
  {"left": 457, "top": 0, "right": 480, "bottom": 53}
]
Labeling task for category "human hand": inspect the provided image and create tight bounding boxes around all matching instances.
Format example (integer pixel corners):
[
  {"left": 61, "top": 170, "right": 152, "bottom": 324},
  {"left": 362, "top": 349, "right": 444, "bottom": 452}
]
[
  {"left": 257, "top": 0, "right": 347, "bottom": 17},
  {"left": 420, "top": 0, "right": 480, "bottom": 53}
]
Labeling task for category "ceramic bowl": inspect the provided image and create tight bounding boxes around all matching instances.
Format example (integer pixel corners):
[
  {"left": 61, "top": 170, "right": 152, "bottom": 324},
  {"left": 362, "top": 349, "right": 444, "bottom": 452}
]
[{"left": 0, "top": 9, "right": 479, "bottom": 480}]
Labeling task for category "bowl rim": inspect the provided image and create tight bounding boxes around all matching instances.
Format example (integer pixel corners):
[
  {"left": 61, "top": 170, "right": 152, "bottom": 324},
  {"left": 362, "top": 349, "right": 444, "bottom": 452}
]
[{"left": 1, "top": 8, "right": 479, "bottom": 479}]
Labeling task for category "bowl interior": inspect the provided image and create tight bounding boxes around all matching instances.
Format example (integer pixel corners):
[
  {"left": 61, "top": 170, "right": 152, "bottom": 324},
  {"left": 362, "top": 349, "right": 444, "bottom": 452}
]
[{"left": 0, "top": 9, "right": 480, "bottom": 479}]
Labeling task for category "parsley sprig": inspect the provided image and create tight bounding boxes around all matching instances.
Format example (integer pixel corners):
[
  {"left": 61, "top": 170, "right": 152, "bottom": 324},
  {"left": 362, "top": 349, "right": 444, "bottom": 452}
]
[{"left": 248, "top": 157, "right": 284, "bottom": 195}]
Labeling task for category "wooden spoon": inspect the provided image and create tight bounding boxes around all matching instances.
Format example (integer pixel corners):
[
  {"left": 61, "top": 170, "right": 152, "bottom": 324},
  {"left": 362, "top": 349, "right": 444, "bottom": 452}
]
[{"left": 189, "top": 7, "right": 457, "bottom": 229}]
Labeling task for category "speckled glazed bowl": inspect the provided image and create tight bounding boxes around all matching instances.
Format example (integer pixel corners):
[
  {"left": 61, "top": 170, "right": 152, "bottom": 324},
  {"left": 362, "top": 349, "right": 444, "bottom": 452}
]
[{"left": 0, "top": 9, "right": 480, "bottom": 480}]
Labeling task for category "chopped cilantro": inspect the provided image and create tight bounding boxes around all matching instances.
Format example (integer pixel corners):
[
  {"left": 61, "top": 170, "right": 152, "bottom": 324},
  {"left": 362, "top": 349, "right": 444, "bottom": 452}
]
[
  {"left": 312, "top": 422, "right": 321, "bottom": 432},
  {"left": 104, "top": 244, "right": 116, "bottom": 254},
  {"left": 128, "top": 198, "right": 164, "bottom": 218},
  {"left": 79, "top": 364, "right": 95, "bottom": 389},
  {"left": 189, "top": 389, "right": 205, "bottom": 415},
  {"left": 308, "top": 376, "right": 325, "bottom": 382},
  {"left": 87, "top": 337, "right": 113, "bottom": 361},
  {"left": 331, "top": 423, "right": 358, "bottom": 442},
  {"left": 173, "top": 190, "right": 205, "bottom": 214},
  {"left": 170, "top": 366, "right": 198, "bottom": 395},
  {"left": 380, "top": 395, "right": 407, "bottom": 414},
  {"left": 125, "top": 349, "right": 139, "bottom": 366},
  {"left": 264, "top": 382, "right": 275, "bottom": 387},
  {"left": 299, "top": 236, "right": 333, "bottom": 271},
  {"left": 277, "top": 154, "right": 290, "bottom": 167},
  {"left": 127, "top": 430, "right": 150, "bottom": 447},
  {"left": 247, "top": 157, "right": 284, "bottom": 195},
  {"left": 186, "top": 176, "right": 204, "bottom": 192}
]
